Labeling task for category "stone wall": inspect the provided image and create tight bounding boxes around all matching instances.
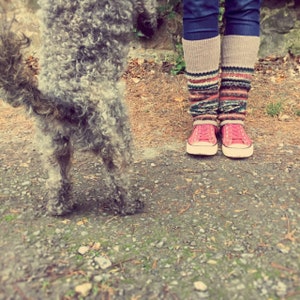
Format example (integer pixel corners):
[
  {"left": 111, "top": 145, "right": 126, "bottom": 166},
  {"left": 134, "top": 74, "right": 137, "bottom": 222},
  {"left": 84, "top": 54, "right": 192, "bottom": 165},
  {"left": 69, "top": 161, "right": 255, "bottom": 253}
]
[
  {"left": 260, "top": 0, "right": 300, "bottom": 57},
  {"left": 2, "top": 0, "right": 300, "bottom": 58},
  {"left": 146, "top": 0, "right": 300, "bottom": 58}
]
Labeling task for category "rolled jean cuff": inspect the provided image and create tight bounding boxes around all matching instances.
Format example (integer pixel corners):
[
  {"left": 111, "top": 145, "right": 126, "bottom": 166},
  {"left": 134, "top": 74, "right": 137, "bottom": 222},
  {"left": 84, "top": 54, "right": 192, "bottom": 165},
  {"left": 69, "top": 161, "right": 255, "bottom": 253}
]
[
  {"left": 225, "top": 20, "right": 260, "bottom": 36},
  {"left": 183, "top": 14, "right": 219, "bottom": 40}
]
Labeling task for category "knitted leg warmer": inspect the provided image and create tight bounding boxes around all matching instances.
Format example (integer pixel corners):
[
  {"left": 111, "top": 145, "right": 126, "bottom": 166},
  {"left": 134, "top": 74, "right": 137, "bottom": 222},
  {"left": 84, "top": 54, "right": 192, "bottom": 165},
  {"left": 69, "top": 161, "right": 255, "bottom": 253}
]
[
  {"left": 219, "top": 35, "right": 260, "bottom": 122},
  {"left": 183, "top": 36, "right": 220, "bottom": 121}
]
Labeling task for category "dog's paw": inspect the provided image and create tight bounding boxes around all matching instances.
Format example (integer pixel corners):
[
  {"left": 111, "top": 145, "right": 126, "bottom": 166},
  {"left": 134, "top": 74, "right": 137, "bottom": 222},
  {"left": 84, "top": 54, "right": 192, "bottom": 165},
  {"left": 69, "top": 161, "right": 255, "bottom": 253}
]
[
  {"left": 46, "top": 201, "right": 76, "bottom": 216},
  {"left": 103, "top": 189, "right": 145, "bottom": 216},
  {"left": 121, "top": 198, "right": 145, "bottom": 215},
  {"left": 45, "top": 187, "right": 75, "bottom": 216}
]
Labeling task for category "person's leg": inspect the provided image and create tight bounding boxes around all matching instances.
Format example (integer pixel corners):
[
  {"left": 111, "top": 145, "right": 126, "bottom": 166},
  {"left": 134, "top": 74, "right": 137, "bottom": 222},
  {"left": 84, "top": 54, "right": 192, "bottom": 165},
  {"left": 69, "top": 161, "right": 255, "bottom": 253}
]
[
  {"left": 183, "top": 0, "right": 220, "bottom": 155},
  {"left": 219, "top": 0, "right": 261, "bottom": 158}
]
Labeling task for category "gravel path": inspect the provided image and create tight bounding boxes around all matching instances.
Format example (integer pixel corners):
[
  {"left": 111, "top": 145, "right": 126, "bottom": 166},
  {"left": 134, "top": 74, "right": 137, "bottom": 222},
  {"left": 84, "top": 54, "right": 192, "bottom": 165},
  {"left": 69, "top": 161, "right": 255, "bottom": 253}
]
[
  {"left": 0, "top": 120, "right": 300, "bottom": 299},
  {"left": 1, "top": 1, "right": 300, "bottom": 299}
]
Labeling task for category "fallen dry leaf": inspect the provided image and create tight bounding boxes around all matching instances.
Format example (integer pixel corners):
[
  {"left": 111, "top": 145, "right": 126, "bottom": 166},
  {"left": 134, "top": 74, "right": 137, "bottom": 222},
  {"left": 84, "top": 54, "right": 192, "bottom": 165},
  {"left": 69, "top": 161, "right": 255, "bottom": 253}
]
[
  {"left": 284, "top": 229, "right": 297, "bottom": 243},
  {"left": 77, "top": 218, "right": 89, "bottom": 226}
]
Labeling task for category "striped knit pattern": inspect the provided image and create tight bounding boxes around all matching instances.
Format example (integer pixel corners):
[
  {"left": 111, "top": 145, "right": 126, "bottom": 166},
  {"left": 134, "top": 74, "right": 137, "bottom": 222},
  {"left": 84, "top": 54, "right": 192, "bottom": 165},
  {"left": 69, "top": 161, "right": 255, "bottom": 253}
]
[
  {"left": 186, "top": 70, "right": 219, "bottom": 120},
  {"left": 183, "top": 36, "right": 220, "bottom": 121},
  {"left": 218, "top": 66, "right": 254, "bottom": 121},
  {"left": 219, "top": 35, "right": 260, "bottom": 122}
]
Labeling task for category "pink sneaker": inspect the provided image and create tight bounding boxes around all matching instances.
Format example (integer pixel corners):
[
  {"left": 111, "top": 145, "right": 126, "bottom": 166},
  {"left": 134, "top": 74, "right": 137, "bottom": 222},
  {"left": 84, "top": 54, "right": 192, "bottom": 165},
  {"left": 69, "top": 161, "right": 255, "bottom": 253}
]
[
  {"left": 186, "top": 121, "right": 218, "bottom": 155},
  {"left": 221, "top": 122, "right": 253, "bottom": 158}
]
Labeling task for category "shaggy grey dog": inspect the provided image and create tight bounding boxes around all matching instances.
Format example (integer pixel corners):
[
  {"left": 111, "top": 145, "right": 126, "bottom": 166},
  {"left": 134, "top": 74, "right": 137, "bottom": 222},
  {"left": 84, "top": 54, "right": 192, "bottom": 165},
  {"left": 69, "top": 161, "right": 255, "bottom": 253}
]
[{"left": 0, "top": 0, "right": 157, "bottom": 216}]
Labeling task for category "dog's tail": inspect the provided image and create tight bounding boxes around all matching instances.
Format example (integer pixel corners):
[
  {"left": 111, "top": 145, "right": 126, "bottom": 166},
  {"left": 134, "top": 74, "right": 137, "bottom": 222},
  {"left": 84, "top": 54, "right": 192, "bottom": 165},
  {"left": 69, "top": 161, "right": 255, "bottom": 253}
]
[{"left": 0, "top": 16, "right": 59, "bottom": 118}]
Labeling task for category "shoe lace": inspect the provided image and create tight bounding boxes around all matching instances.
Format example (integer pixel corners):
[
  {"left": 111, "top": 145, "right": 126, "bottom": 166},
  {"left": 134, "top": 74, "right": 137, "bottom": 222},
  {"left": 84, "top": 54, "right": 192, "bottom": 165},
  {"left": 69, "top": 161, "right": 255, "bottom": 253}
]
[
  {"left": 194, "top": 124, "right": 214, "bottom": 141},
  {"left": 228, "top": 124, "right": 245, "bottom": 144}
]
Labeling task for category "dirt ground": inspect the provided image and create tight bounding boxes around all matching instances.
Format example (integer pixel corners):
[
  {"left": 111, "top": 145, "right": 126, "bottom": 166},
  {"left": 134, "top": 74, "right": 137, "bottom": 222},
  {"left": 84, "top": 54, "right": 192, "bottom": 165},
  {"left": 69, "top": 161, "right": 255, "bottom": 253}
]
[
  {"left": 1, "top": 54, "right": 300, "bottom": 154},
  {"left": 125, "top": 54, "right": 300, "bottom": 151},
  {"left": 1, "top": 54, "right": 300, "bottom": 300},
  {"left": 1, "top": 4, "right": 300, "bottom": 298}
]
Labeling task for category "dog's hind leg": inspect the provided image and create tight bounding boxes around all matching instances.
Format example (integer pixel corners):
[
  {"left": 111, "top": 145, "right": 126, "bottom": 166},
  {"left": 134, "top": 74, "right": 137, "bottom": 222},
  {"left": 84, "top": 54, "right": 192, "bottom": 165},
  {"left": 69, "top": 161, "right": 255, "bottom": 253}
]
[
  {"left": 36, "top": 122, "right": 74, "bottom": 216},
  {"left": 86, "top": 82, "right": 144, "bottom": 216}
]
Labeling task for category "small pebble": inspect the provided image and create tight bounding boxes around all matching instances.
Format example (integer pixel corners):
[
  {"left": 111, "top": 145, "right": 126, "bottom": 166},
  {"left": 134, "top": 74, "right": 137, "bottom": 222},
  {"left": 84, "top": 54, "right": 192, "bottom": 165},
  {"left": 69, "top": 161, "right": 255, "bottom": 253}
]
[
  {"left": 194, "top": 281, "right": 208, "bottom": 292},
  {"left": 78, "top": 246, "right": 90, "bottom": 255},
  {"left": 21, "top": 181, "right": 31, "bottom": 186},
  {"left": 156, "top": 241, "right": 164, "bottom": 248},
  {"left": 75, "top": 283, "right": 92, "bottom": 297},
  {"left": 276, "top": 243, "right": 290, "bottom": 254},
  {"left": 94, "top": 256, "right": 112, "bottom": 270},
  {"left": 276, "top": 281, "right": 287, "bottom": 297}
]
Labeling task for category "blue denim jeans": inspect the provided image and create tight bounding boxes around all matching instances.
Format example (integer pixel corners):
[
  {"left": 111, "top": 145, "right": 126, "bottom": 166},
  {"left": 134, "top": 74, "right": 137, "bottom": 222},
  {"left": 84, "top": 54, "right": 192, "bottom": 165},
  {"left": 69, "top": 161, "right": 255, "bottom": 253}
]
[{"left": 183, "top": 0, "right": 261, "bottom": 40}]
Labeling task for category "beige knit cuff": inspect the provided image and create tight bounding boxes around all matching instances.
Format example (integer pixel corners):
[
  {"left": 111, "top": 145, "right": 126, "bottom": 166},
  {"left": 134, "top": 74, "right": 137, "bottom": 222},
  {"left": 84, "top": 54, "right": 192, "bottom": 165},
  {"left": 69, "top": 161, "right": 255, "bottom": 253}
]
[
  {"left": 221, "top": 35, "right": 260, "bottom": 68},
  {"left": 182, "top": 36, "right": 220, "bottom": 74}
]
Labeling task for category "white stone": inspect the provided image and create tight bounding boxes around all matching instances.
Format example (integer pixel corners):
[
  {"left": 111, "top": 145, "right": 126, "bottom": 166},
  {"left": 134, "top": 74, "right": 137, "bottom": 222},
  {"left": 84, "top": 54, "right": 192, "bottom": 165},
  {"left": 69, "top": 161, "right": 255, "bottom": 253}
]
[
  {"left": 276, "top": 243, "right": 290, "bottom": 254},
  {"left": 194, "top": 281, "right": 208, "bottom": 292},
  {"left": 276, "top": 281, "right": 287, "bottom": 297},
  {"left": 75, "top": 283, "right": 92, "bottom": 297},
  {"left": 94, "top": 256, "right": 112, "bottom": 269},
  {"left": 78, "top": 246, "right": 90, "bottom": 255}
]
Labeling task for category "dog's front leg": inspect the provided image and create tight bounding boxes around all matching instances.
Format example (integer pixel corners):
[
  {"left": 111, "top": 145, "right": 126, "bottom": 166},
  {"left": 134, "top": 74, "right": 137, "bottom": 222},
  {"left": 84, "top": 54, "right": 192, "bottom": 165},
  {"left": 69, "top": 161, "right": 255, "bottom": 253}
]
[
  {"left": 102, "top": 162, "right": 144, "bottom": 216},
  {"left": 36, "top": 123, "right": 74, "bottom": 216}
]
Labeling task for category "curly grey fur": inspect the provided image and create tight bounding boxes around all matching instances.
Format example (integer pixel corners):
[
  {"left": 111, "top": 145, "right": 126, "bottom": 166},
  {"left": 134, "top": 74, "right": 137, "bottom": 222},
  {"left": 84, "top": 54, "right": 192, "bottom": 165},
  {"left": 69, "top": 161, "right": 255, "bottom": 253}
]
[{"left": 0, "top": 0, "right": 157, "bottom": 216}]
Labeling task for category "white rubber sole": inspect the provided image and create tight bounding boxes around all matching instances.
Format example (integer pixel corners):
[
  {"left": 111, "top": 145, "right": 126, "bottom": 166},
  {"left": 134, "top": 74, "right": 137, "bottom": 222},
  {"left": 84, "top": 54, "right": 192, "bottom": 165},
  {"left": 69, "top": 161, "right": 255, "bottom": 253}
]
[
  {"left": 222, "top": 144, "right": 254, "bottom": 158},
  {"left": 186, "top": 142, "right": 218, "bottom": 156}
]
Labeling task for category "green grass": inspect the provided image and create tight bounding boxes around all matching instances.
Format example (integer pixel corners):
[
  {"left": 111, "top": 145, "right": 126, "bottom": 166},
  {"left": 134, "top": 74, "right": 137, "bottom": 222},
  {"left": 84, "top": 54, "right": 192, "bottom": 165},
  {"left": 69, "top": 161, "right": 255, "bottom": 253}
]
[
  {"left": 3, "top": 214, "right": 17, "bottom": 222},
  {"left": 294, "top": 109, "right": 300, "bottom": 116},
  {"left": 266, "top": 101, "right": 283, "bottom": 117},
  {"left": 171, "top": 43, "right": 186, "bottom": 75},
  {"left": 41, "top": 280, "right": 51, "bottom": 291}
]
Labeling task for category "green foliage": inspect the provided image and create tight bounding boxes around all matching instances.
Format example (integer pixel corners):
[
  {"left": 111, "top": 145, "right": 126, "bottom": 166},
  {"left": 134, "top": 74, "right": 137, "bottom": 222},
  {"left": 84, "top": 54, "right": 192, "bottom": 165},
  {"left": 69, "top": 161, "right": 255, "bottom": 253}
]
[
  {"left": 157, "top": 0, "right": 227, "bottom": 75},
  {"left": 157, "top": 0, "right": 182, "bottom": 19},
  {"left": 3, "top": 214, "right": 16, "bottom": 222},
  {"left": 171, "top": 43, "right": 186, "bottom": 75},
  {"left": 133, "top": 28, "right": 147, "bottom": 39},
  {"left": 64, "top": 289, "right": 76, "bottom": 298},
  {"left": 75, "top": 254, "right": 84, "bottom": 262},
  {"left": 219, "top": 6, "right": 225, "bottom": 22},
  {"left": 158, "top": 0, "right": 225, "bottom": 22},
  {"left": 266, "top": 101, "right": 283, "bottom": 117},
  {"left": 41, "top": 280, "right": 51, "bottom": 291},
  {"left": 295, "top": 109, "right": 300, "bottom": 117},
  {"left": 219, "top": 0, "right": 226, "bottom": 32}
]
